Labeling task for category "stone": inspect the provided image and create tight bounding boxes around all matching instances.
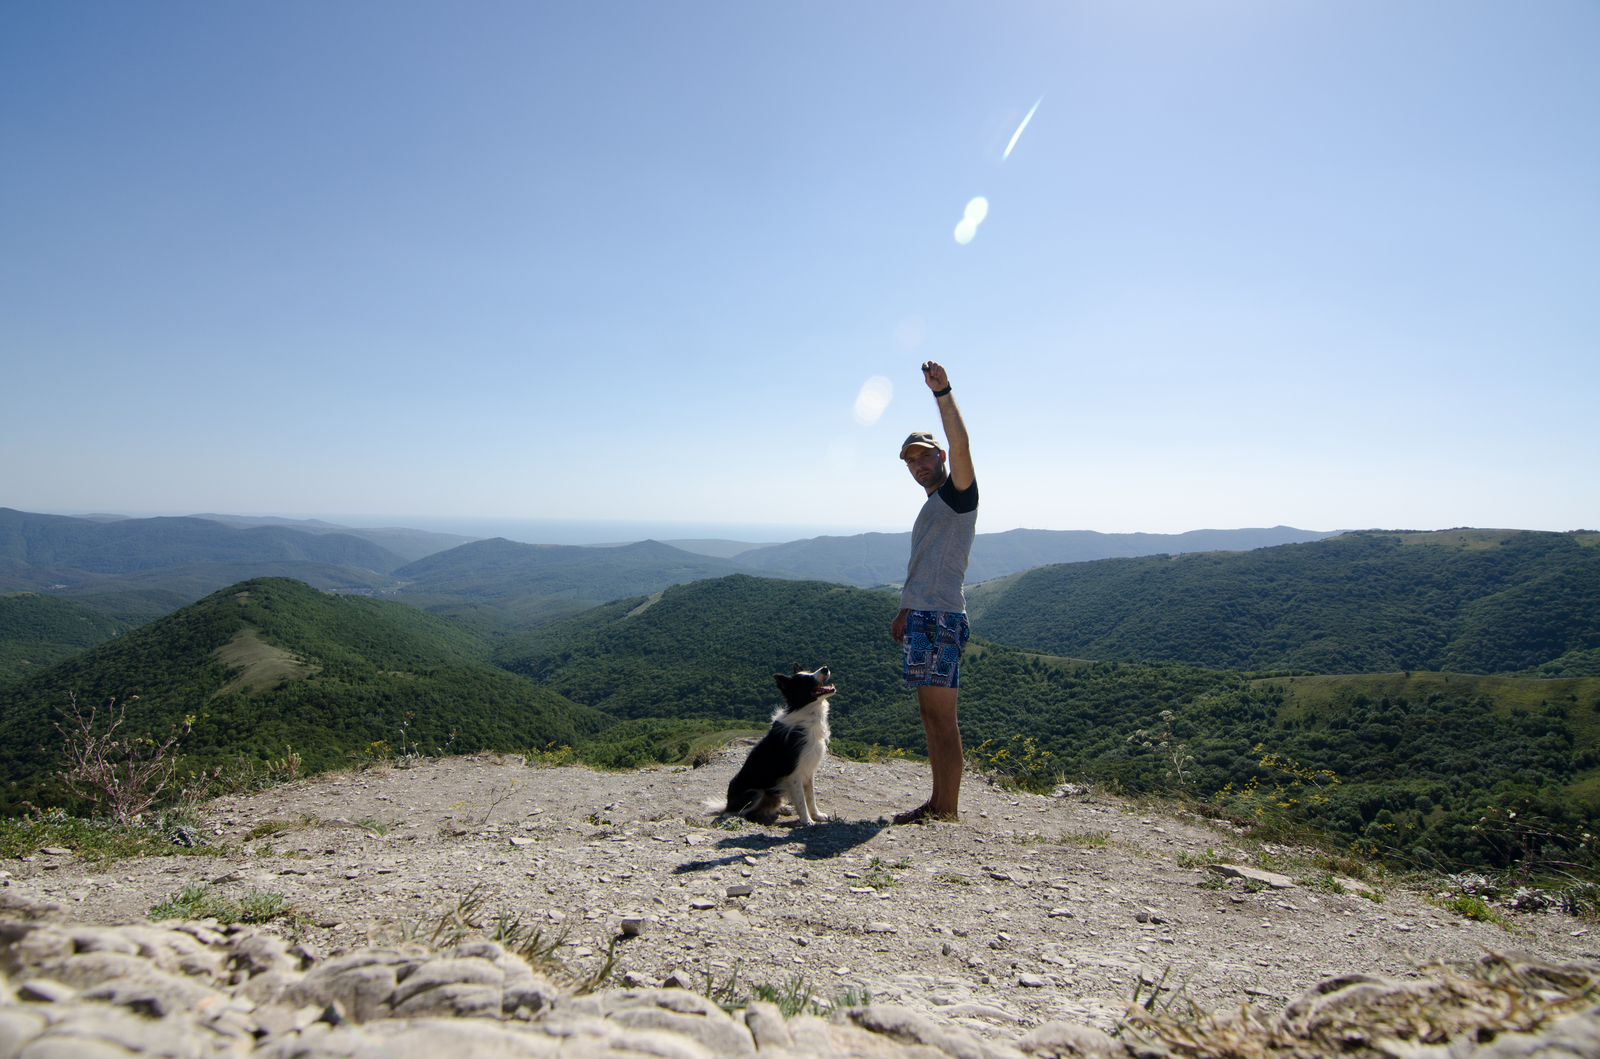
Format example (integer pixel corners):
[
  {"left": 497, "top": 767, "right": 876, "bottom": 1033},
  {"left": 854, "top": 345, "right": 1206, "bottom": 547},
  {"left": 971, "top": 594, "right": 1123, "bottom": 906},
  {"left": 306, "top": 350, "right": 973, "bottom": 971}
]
[
  {"left": 944, "top": 1004, "right": 1022, "bottom": 1023},
  {"left": 21, "top": 1003, "right": 214, "bottom": 1058},
  {"left": 847, "top": 1004, "right": 1029, "bottom": 1059},
  {"left": 1206, "top": 864, "right": 1295, "bottom": 889},
  {"left": 38, "top": 848, "right": 71, "bottom": 857},
  {"left": 284, "top": 951, "right": 416, "bottom": 1023},
  {"left": 1047, "top": 908, "right": 1075, "bottom": 919},
  {"left": 1015, "top": 1021, "right": 1123, "bottom": 1059},
  {"left": 597, "top": 990, "right": 757, "bottom": 1056},
  {"left": 725, "top": 886, "right": 752, "bottom": 898},
  {"left": 1468, "top": 1010, "right": 1600, "bottom": 1059},
  {"left": 1018, "top": 974, "right": 1047, "bottom": 988},
  {"left": 689, "top": 899, "right": 717, "bottom": 910},
  {"left": 390, "top": 956, "right": 503, "bottom": 1012},
  {"left": 231, "top": 933, "right": 300, "bottom": 978},
  {"left": 865, "top": 922, "right": 897, "bottom": 933},
  {"left": 621, "top": 917, "right": 649, "bottom": 937},
  {"left": 1134, "top": 908, "right": 1166, "bottom": 924},
  {"left": 16, "top": 978, "right": 76, "bottom": 1003},
  {"left": 744, "top": 1000, "right": 795, "bottom": 1049},
  {"left": 0, "top": 1008, "right": 49, "bottom": 1054}
]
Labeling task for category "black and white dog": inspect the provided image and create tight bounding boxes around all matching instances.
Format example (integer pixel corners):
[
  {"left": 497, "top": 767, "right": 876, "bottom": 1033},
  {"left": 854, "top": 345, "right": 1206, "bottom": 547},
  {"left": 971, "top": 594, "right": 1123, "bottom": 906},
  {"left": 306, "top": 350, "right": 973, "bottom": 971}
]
[{"left": 720, "top": 664, "right": 833, "bottom": 826}]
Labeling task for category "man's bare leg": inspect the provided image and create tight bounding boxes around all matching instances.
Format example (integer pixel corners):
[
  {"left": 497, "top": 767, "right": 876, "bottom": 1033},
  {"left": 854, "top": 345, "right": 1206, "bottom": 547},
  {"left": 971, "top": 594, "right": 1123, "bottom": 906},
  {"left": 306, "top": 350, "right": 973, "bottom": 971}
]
[{"left": 906, "top": 685, "right": 962, "bottom": 820}]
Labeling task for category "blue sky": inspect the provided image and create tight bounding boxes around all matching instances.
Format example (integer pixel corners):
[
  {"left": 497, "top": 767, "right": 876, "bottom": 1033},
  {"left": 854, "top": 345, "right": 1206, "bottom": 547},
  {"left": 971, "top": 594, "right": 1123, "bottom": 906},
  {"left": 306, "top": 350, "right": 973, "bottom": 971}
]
[{"left": 3, "top": 2, "right": 1596, "bottom": 541}]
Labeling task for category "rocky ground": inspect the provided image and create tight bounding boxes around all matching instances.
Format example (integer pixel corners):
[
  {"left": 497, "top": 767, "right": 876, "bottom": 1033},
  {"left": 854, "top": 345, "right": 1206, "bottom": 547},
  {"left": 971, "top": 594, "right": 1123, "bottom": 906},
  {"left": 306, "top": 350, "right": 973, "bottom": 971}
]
[{"left": 9, "top": 748, "right": 1600, "bottom": 1040}]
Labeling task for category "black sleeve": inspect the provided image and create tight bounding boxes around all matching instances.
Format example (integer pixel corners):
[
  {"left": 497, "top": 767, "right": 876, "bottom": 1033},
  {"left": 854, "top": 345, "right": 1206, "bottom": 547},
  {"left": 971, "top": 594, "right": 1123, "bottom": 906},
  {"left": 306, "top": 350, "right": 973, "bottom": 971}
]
[{"left": 937, "top": 477, "right": 978, "bottom": 514}]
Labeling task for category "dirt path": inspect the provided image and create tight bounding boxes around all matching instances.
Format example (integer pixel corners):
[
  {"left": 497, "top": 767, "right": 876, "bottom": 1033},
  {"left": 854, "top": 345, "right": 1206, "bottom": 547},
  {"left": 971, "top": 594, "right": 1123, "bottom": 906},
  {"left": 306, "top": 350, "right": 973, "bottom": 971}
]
[{"left": 11, "top": 749, "right": 1595, "bottom": 1036}]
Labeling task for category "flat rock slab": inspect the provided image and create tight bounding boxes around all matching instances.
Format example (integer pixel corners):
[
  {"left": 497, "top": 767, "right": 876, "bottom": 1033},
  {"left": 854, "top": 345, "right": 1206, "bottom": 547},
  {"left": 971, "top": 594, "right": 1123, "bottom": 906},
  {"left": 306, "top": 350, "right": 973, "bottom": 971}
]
[{"left": 1207, "top": 863, "right": 1296, "bottom": 889}]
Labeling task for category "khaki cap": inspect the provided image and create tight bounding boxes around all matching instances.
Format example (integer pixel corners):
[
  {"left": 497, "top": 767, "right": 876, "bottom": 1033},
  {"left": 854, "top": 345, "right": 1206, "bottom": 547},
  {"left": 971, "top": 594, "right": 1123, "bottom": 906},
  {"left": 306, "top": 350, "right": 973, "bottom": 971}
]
[{"left": 900, "top": 431, "right": 941, "bottom": 459}]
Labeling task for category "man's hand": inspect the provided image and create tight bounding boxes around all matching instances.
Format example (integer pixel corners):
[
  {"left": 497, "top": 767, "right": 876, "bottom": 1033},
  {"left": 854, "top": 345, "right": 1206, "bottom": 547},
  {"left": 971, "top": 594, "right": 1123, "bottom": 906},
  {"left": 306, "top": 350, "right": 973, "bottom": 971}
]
[
  {"left": 891, "top": 608, "right": 910, "bottom": 643},
  {"left": 921, "top": 361, "right": 973, "bottom": 490}
]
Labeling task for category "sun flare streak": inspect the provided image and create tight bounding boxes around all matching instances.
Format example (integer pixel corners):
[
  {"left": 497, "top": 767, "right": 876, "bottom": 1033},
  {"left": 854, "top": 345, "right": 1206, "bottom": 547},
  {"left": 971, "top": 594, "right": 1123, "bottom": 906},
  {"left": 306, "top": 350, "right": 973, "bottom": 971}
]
[{"left": 1002, "top": 97, "right": 1042, "bottom": 160}]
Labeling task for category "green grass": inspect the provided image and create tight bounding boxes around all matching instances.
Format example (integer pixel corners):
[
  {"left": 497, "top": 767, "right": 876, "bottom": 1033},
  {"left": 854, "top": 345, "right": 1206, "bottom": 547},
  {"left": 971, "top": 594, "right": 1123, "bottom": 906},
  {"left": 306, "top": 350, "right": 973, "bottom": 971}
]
[
  {"left": 1058, "top": 829, "right": 1111, "bottom": 846},
  {"left": 0, "top": 809, "right": 224, "bottom": 863},
  {"left": 1438, "top": 893, "right": 1503, "bottom": 924},
  {"left": 148, "top": 882, "right": 293, "bottom": 924}
]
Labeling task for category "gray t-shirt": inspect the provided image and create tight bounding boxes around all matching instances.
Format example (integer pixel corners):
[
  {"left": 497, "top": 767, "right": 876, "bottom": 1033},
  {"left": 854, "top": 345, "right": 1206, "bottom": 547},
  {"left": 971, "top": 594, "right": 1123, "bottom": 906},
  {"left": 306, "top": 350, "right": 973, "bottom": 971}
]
[{"left": 900, "top": 476, "right": 979, "bottom": 613}]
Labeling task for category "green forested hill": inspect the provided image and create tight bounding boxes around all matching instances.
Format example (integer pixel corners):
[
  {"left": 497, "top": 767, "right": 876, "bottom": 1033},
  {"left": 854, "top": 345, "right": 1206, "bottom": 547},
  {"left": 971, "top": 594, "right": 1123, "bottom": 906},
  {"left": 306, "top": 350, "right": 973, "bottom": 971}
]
[
  {"left": 493, "top": 574, "right": 906, "bottom": 725},
  {"left": 0, "top": 578, "right": 609, "bottom": 812},
  {"left": 974, "top": 529, "right": 1600, "bottom": 676},
  {"left": 393, "top": 538, "right": 806, "bottom": 628},
  {"left": 0, "top": 595, "right": 138, "bottom": 685}
]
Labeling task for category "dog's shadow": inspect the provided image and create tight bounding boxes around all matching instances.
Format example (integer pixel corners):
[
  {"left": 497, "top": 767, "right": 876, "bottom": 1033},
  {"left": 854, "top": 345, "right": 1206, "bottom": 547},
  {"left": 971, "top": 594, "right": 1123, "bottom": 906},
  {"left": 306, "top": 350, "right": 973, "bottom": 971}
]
[{"left": 670, "top": 819, "right": 889, "bottom": 874}]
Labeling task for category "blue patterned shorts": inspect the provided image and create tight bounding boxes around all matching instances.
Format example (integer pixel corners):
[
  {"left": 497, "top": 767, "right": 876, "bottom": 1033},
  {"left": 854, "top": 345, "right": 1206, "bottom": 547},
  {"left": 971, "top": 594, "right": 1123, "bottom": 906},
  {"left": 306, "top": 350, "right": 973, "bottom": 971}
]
[{"left": 902, "top": 610, "right": 970, "bottom": 689}]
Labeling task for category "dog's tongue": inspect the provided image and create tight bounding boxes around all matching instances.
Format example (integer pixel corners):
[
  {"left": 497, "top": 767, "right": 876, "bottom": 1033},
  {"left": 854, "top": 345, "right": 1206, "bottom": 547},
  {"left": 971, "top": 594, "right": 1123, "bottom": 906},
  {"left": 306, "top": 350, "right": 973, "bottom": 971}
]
[{"left": 819, "top": 684, "right": 836, "bottom": 694}]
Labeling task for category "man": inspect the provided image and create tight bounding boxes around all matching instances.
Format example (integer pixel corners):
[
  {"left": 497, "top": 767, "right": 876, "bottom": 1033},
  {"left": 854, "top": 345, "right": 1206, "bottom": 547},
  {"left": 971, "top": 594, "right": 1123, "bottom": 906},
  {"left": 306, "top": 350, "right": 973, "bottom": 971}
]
[{"left": 890, "top": 360, "right": 977, "bottom": 825}]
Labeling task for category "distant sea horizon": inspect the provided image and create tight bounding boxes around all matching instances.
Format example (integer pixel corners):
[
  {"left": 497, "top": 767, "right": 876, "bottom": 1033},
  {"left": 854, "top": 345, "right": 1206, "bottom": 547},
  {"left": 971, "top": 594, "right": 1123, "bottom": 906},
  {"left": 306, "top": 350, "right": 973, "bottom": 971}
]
[{"left": 38, "top": 510, "right": 900, "bottom": 547}]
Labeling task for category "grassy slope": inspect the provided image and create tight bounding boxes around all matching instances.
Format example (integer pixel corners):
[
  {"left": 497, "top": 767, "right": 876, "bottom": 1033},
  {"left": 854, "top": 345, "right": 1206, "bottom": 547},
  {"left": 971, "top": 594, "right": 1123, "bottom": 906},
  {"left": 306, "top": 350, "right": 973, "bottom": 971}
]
[
  {"left": 0, "top": 577, "right": 608, "bottom": 812},
  {"left": 975, "top": 530, "right": 1600, "bottom": 676}
]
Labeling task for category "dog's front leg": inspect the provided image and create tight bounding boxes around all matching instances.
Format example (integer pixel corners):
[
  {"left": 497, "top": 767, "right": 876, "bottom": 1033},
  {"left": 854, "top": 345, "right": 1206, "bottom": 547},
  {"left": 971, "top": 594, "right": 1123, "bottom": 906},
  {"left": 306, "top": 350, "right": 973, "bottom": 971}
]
[
  {"left": 784, "top": 777, "right": 814, "bottom": 826},
  {"left": 803, "top": 775, "right": 827, "bottom": 822}
]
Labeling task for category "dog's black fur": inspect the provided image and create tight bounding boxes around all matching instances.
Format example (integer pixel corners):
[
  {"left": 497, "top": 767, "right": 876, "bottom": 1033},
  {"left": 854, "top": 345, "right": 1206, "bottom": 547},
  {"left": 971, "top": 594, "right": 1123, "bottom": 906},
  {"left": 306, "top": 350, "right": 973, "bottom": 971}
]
[{"left": 721, "top": 664, "right": 833, "bottom": 826}]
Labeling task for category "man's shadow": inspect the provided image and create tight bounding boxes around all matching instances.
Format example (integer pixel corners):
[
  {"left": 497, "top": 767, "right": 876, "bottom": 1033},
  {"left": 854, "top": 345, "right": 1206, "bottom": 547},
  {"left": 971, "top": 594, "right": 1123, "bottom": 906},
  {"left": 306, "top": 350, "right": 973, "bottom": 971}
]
[{"left": 670, "top": 818, "right": 889, "bottom": 875}]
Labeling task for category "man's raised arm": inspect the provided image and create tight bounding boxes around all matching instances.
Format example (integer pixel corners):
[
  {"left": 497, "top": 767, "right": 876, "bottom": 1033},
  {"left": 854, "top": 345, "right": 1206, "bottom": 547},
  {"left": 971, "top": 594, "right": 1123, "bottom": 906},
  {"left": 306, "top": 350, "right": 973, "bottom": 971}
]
[{"left": 922, "top": 361, "right": 973, "bottom": 490}]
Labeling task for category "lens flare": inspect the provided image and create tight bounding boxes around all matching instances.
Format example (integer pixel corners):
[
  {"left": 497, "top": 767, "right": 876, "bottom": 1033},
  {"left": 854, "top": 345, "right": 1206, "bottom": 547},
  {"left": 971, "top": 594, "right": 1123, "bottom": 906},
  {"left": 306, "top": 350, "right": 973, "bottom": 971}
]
[
  {"left": 1003, "top": 97, "right": 1042, "bottom": 160},
  {"left": 853, "top": 375, "right": 894, "bottom": 425},
  {"left": 953, "top": 196, "right": 989, "bottom": 245}
]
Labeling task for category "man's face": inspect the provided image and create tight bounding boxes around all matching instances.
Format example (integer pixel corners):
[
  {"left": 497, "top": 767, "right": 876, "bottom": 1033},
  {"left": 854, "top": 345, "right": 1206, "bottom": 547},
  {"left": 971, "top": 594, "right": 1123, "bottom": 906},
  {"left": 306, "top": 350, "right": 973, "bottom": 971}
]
[{"left": 903, "top": 446, "right": 946, "bottom": 490}]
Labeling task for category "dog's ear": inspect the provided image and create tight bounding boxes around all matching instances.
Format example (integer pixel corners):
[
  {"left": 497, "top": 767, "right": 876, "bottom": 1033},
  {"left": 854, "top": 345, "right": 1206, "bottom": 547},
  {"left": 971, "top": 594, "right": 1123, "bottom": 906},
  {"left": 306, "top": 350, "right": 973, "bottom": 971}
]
[
  {"left": 792, "top": 662, "right": 802, "bottom": 674},
  {"left": 773, "top": 673, "right": 788, "bottom": 687}
]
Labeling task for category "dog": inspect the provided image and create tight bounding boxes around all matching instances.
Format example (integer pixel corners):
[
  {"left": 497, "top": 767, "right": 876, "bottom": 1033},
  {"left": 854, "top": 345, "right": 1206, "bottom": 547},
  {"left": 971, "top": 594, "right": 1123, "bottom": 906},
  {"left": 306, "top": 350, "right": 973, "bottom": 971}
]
[{"left": 720, "top": 664, "right": 833, "bottom": 826}]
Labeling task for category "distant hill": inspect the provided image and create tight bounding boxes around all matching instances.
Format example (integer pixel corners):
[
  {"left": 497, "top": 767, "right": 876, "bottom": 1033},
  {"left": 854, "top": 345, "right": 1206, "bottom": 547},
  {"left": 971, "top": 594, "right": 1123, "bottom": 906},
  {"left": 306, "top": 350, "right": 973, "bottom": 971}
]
[
  {"left": 730, "top": 525, "right": 1335, "bottom": 586},
  {"left": 973, "top": 529, "right": 1600, "bottom": 676},
  {"left": 0, "top": 509, "right": 408, "bottom": 591},
  {"left": 190, "top": 514, "right": 479, "bottom": 564},
  {"left": 0, "top": 595, "right": 138, "bottom": 685},
  {"left": 390, "top": 538, "right": 805, "bottom": 628},
  {"left": 0, "top": 577, "right": 609, "bottom": 812},
  {"left": 0, "top": 509, "right": 414, "bottom": 627}
]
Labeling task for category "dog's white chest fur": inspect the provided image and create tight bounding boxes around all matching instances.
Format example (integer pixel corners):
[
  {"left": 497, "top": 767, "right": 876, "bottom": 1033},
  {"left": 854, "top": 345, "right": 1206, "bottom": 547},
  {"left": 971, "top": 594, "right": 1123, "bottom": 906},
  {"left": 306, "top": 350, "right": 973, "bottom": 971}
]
[{"left": 781, "top": 696, "right": 830, "bottom": 776}]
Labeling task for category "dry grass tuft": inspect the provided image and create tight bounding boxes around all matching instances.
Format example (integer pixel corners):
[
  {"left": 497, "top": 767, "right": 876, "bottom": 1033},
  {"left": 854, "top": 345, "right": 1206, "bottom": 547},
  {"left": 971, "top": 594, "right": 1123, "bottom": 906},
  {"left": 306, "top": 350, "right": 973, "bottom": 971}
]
[{"left": 1120, "top": 952, "right": 1600, "bottom": 1059}]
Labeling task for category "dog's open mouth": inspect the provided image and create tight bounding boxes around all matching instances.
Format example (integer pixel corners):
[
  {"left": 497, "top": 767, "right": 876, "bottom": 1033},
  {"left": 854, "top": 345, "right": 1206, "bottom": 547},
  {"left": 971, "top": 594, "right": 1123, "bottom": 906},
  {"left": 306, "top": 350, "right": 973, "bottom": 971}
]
[{"left": 818, "top": 684, "right": 835, "bottom": 695}]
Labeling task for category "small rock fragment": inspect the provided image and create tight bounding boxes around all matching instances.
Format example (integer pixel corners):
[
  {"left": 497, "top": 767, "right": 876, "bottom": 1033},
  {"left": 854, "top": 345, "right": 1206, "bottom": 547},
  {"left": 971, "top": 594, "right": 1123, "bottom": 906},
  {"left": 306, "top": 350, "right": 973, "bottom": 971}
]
[
  {"left": 17, "top": 978, "right": 76, "bottom": 1003},
  {"left": 1207, "top": 864, "right": 1295, "bottom": 889}
]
